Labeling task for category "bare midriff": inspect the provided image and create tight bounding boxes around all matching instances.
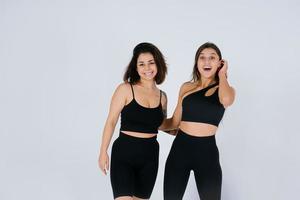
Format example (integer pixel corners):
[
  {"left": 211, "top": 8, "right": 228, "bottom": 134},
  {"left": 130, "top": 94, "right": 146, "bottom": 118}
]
[
  {"left": 179, "top": 121, "right": 218, "bottom": 137},
  {"left": 121, "top": 131, "right": 157, "bottom": 138}
]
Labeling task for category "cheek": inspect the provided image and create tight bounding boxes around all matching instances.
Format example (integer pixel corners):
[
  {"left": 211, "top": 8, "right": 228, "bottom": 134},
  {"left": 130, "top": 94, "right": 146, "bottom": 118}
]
[
  {"left": 197, "top": 64, "right": 202, "bottom": 72},
  {"left": 197, "top": 61, "right": 205, "bottom": 71},
  {"left": 136, "top": 67, "right": 143, "bottom": 76},
  {"left": 197, "top": 60, "right": 202, "bottom": 67},
  {"left": 211, "top": 62, "right": 219, "bottom": 69},
  {"left": 152, "top": 65, "right": 158, "bottom": 73}
]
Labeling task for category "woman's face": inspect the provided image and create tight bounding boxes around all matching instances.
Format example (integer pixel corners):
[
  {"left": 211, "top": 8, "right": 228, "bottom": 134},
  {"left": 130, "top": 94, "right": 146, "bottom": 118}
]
[
  {"left": 136, "top": 53, "right": 158, "bottom": 81},
  {"left": 197, "top": 48, "right": 221, "bottom": 79}
]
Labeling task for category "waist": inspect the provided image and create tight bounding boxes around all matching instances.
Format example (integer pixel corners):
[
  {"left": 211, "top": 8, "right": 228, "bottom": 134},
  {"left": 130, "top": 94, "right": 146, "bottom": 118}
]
[
  {"left": 120, "top": 131, "right": 157, "bottom": 139},
  {"left": 179, "top": 121, "right": 218, "bottom": 136},
  {"left": 176, "top": 129, "right": 216, "bottom": 144},
  {"left": 120, "top": 123, "right": 159, "bottom": 134}
]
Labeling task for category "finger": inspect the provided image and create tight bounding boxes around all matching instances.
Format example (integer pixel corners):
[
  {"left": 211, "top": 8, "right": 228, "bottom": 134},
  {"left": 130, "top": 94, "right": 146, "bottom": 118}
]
[
  {"left": 100, "top": 163, "right": 107, "bottom": 175},
  {"left": 98, "top": 161, "right": 102, "bottom": 170},
  {"left": 107, "top": 159, "right": 110, "bottom": 170},
  {"left": 102, "top": 166, "right": 107, "bottom": 175}
]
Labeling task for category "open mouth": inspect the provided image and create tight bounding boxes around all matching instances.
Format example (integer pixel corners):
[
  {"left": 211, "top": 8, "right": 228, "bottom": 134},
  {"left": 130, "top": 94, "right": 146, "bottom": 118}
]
[
  {"left": 203, "top": 67, "right": 212, "bottom": 71},
  {"left": 144, "top": 71, "right": 154, "bottom": 76}
]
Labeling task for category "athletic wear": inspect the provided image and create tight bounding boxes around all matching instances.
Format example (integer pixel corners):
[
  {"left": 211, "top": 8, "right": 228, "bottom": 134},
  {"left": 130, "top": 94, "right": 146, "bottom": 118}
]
[
  {"left": 121, "top": 84, "right": 164, "bottom": 133},
  {"left": 110, "top": 132, "right": 159, "bottom": 199},
  {"left": 181, "top": 82, "right": 225, "bottom": 127},
  {"left": 164, "top": 82, "right": 226, "bottom": 200},
  {"left": 110, "top": 84, "right": 163, "bottom": 199},
  {"left": 164, "top": 130, "right": 222, "bottom": 200}
]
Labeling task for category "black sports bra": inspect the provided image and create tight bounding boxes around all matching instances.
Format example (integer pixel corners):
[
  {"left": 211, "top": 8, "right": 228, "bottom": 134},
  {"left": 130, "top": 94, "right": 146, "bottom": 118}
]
[
  {"left": 181, "top": 82, "right": 225, "bottom": 127},
  {"left": 120, "top": 84, "right": 164, "bottom": 134}
]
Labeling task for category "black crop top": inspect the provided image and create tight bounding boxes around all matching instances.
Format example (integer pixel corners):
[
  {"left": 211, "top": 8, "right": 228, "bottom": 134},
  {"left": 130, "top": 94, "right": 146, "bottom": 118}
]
[
  {"left": 120, "top": 84, "right": 164, "bottom": 134},
  {"left": 181, "top": 82, "right": 225, "bottom": 127}
]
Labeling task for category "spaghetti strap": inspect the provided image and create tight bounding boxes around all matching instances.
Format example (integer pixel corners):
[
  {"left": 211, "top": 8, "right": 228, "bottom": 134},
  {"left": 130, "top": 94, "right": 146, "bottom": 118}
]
[
  {"left": 205, "top": 82, "right": 219, "bottom": 91},
  {"left": 130, "top": 84, "right": 135, "bottom": 99}
]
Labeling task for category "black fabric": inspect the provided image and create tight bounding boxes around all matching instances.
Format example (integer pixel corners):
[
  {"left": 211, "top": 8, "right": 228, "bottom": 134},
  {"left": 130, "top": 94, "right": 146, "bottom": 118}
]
[
  {"left": 181, "top": 82, "right": 225, "bottom": 127},
  {"left": 120, "top": 84, "right": 164, "bottom": 133},
  {"left": 164, "top": 130, "right": 222, "bottom": 200},
  {"left": 110, "top": 132, "right": 159, "bottom": 199}
]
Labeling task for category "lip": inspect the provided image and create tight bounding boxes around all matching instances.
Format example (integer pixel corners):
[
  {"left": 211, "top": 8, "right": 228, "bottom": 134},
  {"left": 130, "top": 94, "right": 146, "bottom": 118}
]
[
  {"left": 143, "top": 72, "right": 154, "bottom": 77},
  {"left": 144, "top": 71, "right": 153, "bottom": 74}
]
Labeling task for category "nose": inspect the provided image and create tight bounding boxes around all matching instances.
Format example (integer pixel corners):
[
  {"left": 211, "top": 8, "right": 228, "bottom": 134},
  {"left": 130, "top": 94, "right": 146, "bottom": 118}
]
[
  {"left": 204, "top": 58, "right": 210, "bottom": 65},
  {"left": 145, "top": 64, "right": 151, "bottom": 70}
]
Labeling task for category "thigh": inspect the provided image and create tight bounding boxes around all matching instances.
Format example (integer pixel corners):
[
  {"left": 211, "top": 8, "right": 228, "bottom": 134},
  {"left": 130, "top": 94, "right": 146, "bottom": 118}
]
[
  {"left": 110, "top": 138, "right": 135, "bottom": 199},
  {"left": 163, "top": 143, "right": 191, "bottom": 200},
  {"left": 134, "top": 142, "right": 159, "bottom": 199},
  {"left": 193, "top": 150, "right": 222, "bottom": 200}
]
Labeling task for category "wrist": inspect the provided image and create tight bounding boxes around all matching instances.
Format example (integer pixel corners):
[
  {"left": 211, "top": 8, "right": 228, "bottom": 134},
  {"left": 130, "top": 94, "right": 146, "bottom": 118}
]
[{"left": 100, "top": 147, "right": 108, "bottom": 154}]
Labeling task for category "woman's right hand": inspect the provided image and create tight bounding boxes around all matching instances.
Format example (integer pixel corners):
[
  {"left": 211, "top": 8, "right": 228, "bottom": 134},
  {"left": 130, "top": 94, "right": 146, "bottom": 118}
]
[
  {"left": 98, "top": 151, "right": 109, "bottom": 175},
  {"left": 167, "top": 128, "right": 179, "bottom": 135}
]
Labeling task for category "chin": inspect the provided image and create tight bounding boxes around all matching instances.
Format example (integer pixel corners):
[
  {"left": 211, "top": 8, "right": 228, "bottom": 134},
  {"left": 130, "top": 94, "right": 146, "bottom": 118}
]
[
  {"left": 200, "top": 73, "right": 213, "bottom": 79},
  {"left": 142, "top": 76, "right": 155, "bottom": 81}
]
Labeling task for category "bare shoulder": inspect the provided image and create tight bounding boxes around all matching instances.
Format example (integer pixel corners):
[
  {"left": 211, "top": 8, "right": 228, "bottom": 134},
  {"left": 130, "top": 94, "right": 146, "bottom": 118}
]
[
  {"left": 179, "top": 81, "right": 196, "bottom": 96},
  {"left": 113, "top": 82, "right": 132, "bottom": 98},
  {"left": 116, "top": 82, "right": 130, "bottom": 92}
]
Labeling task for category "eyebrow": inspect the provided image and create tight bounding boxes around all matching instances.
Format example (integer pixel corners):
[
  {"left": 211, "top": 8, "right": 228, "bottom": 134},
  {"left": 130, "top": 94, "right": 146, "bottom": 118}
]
[
  {"left": 138, "top": 59, "right": 155, "bottom": 63},
  {"left": 200, "top": 52, "right": 217, "bottom": 55}
]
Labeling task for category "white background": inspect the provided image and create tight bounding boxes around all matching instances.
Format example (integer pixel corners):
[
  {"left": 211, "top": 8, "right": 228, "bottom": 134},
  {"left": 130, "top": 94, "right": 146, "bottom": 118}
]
[{"left": 1, "top": 0, "right": 300, "bottom": 199}]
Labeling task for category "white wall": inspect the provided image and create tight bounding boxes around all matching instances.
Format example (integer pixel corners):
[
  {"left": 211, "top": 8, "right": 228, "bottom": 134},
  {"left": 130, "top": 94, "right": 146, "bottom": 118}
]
[{"left": 1, "top": 0, "right": 300, "bottom": 199}]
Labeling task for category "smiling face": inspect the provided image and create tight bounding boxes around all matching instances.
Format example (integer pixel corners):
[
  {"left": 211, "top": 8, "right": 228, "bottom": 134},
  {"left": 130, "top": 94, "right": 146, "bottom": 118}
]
[
  {"left": 197, "top": 48, "right": 221, "bottom": 79},
  {"left": 136, "top": 53, "right": 158, "bottom": 81}
]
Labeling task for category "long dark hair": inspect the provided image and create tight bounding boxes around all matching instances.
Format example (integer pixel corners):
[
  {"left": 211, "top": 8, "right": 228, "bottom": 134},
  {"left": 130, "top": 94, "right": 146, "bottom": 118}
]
[
  {"left": 123, "top": 42, "right": 167, "bottom": 84},
  {"left": 192, "top": 42, "right": 222, "bottom": 83}
]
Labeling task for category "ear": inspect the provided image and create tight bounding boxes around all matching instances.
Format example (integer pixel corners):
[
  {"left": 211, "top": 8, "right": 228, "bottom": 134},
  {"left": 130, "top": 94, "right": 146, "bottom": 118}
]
[{"left": 219, "top": 59, "right": 224, "bottom": 68}]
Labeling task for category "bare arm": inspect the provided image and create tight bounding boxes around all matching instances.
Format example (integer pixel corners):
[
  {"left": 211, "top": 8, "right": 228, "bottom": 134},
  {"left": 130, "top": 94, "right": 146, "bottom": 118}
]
[
  {"left": 98, "top": 83, "right": 129, "bottom": 174},
  {"left": 158, "top": 91, "right": 176, "bottom": 135},
  {"left": 159, "top": 83, "right": 190, "bottom": 134},
  {"left": 218, "top": 60, "right": 235, "bottom": 108},
  {"left": 161, "top": 91, "right": 168, "bottom": 119}
]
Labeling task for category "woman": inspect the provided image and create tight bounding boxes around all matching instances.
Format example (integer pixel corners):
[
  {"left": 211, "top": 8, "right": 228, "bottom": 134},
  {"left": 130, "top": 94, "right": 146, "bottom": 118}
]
[
  {"left": 98, "top": 42, "right": 168, "bottom": 200},
  {"left": 160, "top": 42, "right": 235, "bottom": 200}
]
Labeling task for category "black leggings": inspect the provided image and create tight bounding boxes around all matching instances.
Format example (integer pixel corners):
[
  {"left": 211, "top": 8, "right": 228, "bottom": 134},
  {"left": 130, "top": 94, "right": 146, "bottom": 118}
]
[
  {"left": 164, "top": 130, "right": 222, "bottom": 200},
  {"left": 110, "top": 132, "right": 159, "bottom": 199}
]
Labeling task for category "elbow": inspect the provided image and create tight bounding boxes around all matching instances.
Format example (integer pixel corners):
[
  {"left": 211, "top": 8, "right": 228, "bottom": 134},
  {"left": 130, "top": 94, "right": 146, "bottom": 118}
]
[
  {"left": 105, "top": 117, "right": 118, "bottom": 129},
  {"left": 220, "top": 96, "right": 234, "bottom": 108},
  {"left": 220, "top": 88, "right": 235, "bottom": 108}
]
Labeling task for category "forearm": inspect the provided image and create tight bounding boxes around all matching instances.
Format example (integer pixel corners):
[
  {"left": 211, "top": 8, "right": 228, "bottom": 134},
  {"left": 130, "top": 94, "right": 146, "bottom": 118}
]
[
  {"left": 159, "top": 118, "right": 179, "bottom": 131},
  {"left": 219, "top": 74, "right": 235, "bottom": 105},
  {"left": 100, "top": 121, "right": 116, "bottom": 153}
]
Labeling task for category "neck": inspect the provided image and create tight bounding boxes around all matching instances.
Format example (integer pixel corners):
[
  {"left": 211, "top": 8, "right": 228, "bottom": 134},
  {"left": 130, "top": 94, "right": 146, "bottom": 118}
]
[
  {"left": 198, "top": 77, "right": 216, "bottom": 88},
  {"left": 137, "top": 79, "right": 156, "bottom": 89}
]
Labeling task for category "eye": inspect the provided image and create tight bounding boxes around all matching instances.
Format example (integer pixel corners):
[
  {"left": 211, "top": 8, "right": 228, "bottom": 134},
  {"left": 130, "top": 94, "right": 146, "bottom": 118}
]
[
  {"left": 199, "top": 56, "right": 205, "bottom": 60},
  {"left": 209, "top": 56, "right": 216, "bottom": 60},
  {"left": 138, "top": 63, "right": 144, "bottom": 67},
  {"left": 149, "top": 62, "right": 155, "bottom": 65}
]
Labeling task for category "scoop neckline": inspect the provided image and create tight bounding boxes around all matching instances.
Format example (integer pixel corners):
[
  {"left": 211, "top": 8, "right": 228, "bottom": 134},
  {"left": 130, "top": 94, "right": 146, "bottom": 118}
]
[{"left": 126, "top": 98, "right": 161, "bottom": 110}]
